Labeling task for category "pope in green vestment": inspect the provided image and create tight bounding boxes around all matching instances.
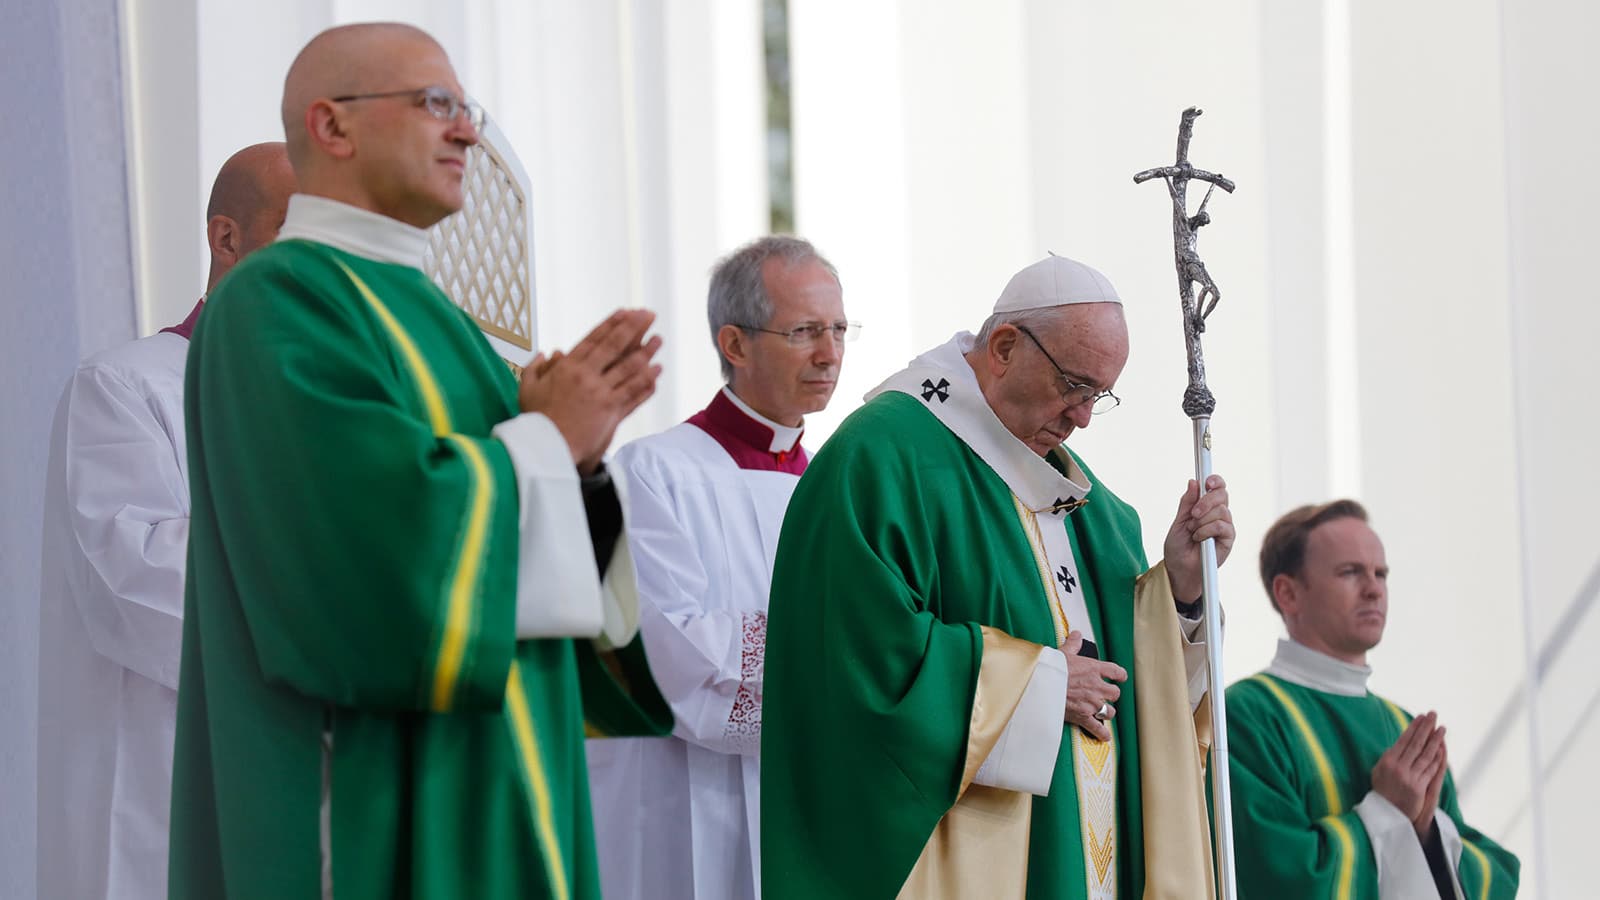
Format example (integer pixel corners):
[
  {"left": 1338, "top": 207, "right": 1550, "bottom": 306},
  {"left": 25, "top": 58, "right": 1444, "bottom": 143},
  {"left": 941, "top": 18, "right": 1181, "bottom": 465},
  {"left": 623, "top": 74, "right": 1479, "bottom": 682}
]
[
  {"left": 1227, "top": 651, "right": 1519, "bottom": 900},
  {"left": 169, "top": 189, "right": 671, "bottom": 898},
  {"left": 762, "top": 299, "right": 1226, "bottom": 900}
]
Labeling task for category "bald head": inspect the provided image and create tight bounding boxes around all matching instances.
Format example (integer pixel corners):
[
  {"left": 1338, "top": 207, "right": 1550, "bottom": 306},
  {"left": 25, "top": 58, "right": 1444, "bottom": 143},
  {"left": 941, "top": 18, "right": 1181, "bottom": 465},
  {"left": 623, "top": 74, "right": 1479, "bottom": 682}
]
[
  {"left": 281, "top": 23, "right": 443, "bottom": 171},
  {"left": 277, "top": 22, "right": 477, "bottom": 229},
  {"left": 207, "top": 142, "right": 292, "bottom": 224},
  {"left": 205, "top": 142, "right": 296, "bottom": 291}
]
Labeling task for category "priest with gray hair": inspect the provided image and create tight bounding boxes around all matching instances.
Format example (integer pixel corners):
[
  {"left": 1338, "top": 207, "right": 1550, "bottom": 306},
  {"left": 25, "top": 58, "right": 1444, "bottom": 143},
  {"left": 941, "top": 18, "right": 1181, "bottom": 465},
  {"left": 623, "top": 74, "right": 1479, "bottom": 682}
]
[
  {"left": 588, "top": 234, "right": 851, "bottom": 900},
  {"left": 761, "top": 254, "right": 1235, "bottom": 900}
]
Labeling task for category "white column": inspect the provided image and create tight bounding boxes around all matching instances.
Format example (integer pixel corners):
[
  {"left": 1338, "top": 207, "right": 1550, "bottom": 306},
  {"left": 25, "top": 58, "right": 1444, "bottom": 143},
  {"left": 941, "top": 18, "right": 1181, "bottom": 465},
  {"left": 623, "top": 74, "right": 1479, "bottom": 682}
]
[
  {"left": 494, "top": 3, "right": 636, "bottom": 385},
  {"left": 1343, "top": 0, "right": 1537, "bottom": 887},
  {"left": 1496, "top": 1, "right": 1600, "bottom": 895},
  {"left": 787, "top": 0, "right": 917, "bottom": 443},
  {"left": 125, "top": 0, "right": 201, "bottom": 332},
  {"left": 0, "top": 0, "right": 138, "bottom": 894},
  {"left": 644, "top": 0, "right": 768, "bottom": 433}
]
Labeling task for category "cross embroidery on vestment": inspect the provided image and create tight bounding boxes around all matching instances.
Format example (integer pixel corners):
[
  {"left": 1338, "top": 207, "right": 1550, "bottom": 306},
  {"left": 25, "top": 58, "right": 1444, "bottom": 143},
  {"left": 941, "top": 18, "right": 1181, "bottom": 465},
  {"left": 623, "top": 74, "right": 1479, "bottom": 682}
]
[
  {"left": 1057, "top": 565, "right": 1076, "bottom": 594},
  {"left": 1046, "top": 497, "right": 1089, "bottom": 516},
  {"left": 920, "top": 378, "right": 951, "bottom": 403}
]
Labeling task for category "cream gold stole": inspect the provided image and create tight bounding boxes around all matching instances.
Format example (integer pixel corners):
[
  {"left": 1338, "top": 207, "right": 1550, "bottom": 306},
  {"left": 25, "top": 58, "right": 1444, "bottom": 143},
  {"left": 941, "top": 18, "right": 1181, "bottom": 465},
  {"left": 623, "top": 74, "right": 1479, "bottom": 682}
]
[
  {"left": 893, "top": 523, "right": 1216, "bottom": 900},
  {"left": 1015, "top": 497, "right": 1119, "bottom": 900},
  {"left": 893, "top": 497, "right": 1117, "bottom": 900},
  {"left": 896, "top": 627, "right": 1039, "bottom": 900}
]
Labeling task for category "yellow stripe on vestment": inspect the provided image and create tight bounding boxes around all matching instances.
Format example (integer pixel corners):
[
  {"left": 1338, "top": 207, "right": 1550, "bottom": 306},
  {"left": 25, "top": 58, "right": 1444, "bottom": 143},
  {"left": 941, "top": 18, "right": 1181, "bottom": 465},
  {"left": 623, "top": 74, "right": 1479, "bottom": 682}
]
[
  {"left": 1252, "top": 675, "right": 1343, "bottom": 815},
  {"left": 334, "top": 259, "right": 558, "bottom": 892},
  {"left": 1380, "top": 697, "right": 1409, "bottom": 734},
  {"left": 336, "top": 260, "right": 451, "bottom": 435},
  {"left": 1322, "top": 814, "right": 1357, "bottom": 900},
  {"left": 506, "top": 663, "right": 571, "bottom": 900},
  {"left": 1251, "top": 675, "right": 1354, "bottom": 900},
  {"left": 432, "top": 435, "right": 494, "bottom": 711},
  {"left": 1462, "top": 839, "right": 1493, "bottom": 900},
  {"left": 334, "top": 260, "right": 489, "bottom": 713}
]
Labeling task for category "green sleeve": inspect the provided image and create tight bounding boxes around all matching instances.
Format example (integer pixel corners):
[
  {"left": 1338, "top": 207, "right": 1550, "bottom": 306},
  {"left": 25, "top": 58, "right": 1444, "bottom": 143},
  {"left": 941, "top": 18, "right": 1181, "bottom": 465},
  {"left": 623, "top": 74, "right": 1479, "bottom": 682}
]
[
  {"left": 760, "top": 402, "right": 984, "bottom": 900},
  {"left": 1439, "top": 775, "right": 1520, "bottom": 899},
  {"left": 190, "top": 253, "right": 519, "bottom": 713},
  {"left": 576, "top": 638, "right": 672, "bottom": 737},
  {"left": 1227, "top": 684, "right": 1379, "bottom": 900}
]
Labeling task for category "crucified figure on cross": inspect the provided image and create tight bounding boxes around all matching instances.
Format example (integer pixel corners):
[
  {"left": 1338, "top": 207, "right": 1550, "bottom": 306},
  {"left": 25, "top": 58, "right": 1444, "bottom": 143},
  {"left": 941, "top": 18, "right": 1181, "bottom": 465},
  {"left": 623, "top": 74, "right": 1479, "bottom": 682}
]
[{"left": 1134, "top": 106, "right": 1237, "bottom": 417}]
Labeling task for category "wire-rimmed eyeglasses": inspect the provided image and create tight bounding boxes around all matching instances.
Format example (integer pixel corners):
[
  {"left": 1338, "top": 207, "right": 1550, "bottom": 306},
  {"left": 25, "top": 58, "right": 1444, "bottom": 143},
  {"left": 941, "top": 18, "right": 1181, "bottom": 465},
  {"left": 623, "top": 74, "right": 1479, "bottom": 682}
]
[
  {"left": 331, "top": 86, "right": 484, "bottom": 130},
  {"left": 739, "top": 321, "right": 862, "bottom": 347},
  {"left": 1013, "top": 324, "right": 1121, "bottom": 414}
]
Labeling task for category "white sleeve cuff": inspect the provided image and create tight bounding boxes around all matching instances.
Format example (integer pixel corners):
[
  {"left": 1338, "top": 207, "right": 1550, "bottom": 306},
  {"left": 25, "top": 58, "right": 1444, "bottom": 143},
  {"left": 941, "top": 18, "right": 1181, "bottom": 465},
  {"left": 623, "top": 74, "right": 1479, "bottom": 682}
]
[
  {"left": 1354, "top": 790, "right": 1447, "bottom": 899},
  {"left": 1434, "top": 809, "right": 1467, "bottom": 899},
  {"left": 1180, "top": 614, "right": 1209, "bottom": 712},
  {"left": 1177, "top": 608, "right": 1204, "bottom": 641},
  {"left": 595, "top": 467, "right": 641, "bottom": 650},
  {"left": 492, "top": 412, "right": 604, "bottom": 639},
  {"left": 972, "top": 646, "right": 1068, "bottom": 796}
]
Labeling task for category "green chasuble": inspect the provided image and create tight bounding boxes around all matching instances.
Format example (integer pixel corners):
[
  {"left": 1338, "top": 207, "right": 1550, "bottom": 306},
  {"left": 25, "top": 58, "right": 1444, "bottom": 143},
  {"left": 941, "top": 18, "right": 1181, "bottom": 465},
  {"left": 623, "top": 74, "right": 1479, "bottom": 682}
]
[
  {"left": 171, "top": 206, "right": 670, "bottom": 900},
  {"left": 763, "top": 334, "right": 1212, "bottom": 900},
  {"left": 1227, "top": 644, "right": 1519, "bottom": 900}
]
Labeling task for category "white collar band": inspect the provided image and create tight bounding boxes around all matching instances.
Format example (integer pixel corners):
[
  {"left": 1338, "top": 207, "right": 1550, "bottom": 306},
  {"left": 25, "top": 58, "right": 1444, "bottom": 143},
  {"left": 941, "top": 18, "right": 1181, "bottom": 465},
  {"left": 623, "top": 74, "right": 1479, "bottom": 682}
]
[
  {"left": 721, "top": 386, "right": 805, "bottom": 453},
  {"left": 276, "top": 193, "right": 431, "bottom": 269},
  {"left": 1265, "top": 638, "right": 1372, "bottom": 697},
  {"left": 864, "top": 332, "right": 1091, "bottom": 512}
]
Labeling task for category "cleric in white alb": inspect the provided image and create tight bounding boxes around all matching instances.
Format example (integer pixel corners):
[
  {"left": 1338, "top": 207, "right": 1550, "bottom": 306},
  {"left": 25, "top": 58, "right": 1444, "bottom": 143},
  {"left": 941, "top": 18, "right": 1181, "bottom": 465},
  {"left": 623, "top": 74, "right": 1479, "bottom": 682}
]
[
  {"left": 36, "top": 143, "right": 295, "bottom": 900},
  {"left": 586, "top": 235, "right": 852, "bottom": 900}
]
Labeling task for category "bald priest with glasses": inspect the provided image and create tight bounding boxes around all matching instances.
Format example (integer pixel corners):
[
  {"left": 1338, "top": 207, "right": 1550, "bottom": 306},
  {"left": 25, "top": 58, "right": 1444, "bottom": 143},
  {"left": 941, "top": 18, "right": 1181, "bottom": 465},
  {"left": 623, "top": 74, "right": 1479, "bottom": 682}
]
[
  {"left": 170, "top": 23, "right": 671, "bottom": 900},
  {"left": 761, "top": 254, "right": 1235, "bottom": 900}
]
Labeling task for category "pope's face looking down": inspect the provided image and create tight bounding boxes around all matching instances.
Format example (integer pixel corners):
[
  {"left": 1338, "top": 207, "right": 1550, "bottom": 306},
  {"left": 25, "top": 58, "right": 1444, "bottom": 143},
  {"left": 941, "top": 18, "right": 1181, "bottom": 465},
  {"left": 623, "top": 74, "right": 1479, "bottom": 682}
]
[{"left": 974, "top": 303, "right": 1129, "bottom": 457}]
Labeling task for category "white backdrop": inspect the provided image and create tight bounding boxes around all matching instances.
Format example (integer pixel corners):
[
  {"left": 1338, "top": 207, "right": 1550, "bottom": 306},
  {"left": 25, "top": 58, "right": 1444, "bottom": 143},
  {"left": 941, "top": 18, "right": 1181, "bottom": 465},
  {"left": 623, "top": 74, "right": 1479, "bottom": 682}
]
[
  {"left": 0, "top": 1, "right": 137, "bottom": 896},
  {"left": 3, "top": 0, "right": 1592, "bottom": 895}
]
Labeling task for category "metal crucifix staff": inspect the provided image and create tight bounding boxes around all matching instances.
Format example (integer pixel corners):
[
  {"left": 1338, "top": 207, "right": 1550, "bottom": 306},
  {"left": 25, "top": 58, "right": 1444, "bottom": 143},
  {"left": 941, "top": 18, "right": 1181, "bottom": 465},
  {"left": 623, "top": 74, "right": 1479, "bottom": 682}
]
[{"left": 1134, "top": 106, "right": 1239, "bottom": 900}]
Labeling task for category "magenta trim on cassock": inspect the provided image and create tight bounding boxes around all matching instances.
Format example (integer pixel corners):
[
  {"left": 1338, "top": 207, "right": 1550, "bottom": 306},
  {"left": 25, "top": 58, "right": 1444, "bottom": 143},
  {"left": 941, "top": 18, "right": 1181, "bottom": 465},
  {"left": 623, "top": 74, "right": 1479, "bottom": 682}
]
[
  {"left": 686, "top": 390, "right": 809, "bottom": 474},
  {"left": 160, "top": 298, "right": 206, "bottom": 340}
]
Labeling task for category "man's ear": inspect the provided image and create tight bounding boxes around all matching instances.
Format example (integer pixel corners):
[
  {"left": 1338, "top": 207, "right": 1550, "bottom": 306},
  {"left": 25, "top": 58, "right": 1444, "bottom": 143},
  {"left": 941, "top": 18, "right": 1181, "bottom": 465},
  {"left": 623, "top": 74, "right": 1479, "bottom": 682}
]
[
  {"left": 1271, "top": 573, "right": 1299, "bottom": 617},
  {"left": 207, "top": 215, "right": 241, "bottom": 269},
  {"left": 986, "top": 324, "right": 1020, "bottom": 375},
  {"left": 305, "top": 100, "right": 357, "bottom": 160},
  {"left": 717, "top": 323, "right": 750, "bottom": 374}
]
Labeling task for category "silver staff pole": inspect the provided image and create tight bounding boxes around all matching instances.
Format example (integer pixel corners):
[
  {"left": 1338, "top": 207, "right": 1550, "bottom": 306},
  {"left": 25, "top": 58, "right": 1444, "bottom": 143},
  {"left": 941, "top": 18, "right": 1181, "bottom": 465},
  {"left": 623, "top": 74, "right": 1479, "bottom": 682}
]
[{"left": 1134, "top": 106, "right": 1238, "bottom": 900}]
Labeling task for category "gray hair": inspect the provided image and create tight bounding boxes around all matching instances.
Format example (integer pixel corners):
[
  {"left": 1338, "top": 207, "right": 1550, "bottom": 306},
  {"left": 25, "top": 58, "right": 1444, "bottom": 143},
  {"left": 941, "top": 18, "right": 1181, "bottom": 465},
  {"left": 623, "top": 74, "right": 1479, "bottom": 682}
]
[
  {"left": 972, "top": 306, "right": 1065, "bottom": 348},
  {"left": 707, "top": 235, "right": 840, "bottom": 380}
]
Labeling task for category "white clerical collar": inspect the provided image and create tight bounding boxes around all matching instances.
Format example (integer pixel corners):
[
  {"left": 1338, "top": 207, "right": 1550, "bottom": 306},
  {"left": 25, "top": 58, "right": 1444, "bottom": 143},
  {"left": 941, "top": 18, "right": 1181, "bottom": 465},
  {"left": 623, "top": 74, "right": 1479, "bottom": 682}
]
[
  {"left": 864, "top": 331, "right": 1091, "bottom": 513},
  {"left": 1265, "top": 639, "right": 1372, "bottom": 697},
  {"left": 276, "top": 193, "right": 430, "bottom": 269},
  {"left": 721, "top": 386, "right": 804, "bottom": 453}
]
